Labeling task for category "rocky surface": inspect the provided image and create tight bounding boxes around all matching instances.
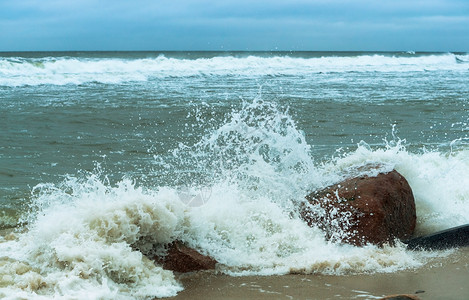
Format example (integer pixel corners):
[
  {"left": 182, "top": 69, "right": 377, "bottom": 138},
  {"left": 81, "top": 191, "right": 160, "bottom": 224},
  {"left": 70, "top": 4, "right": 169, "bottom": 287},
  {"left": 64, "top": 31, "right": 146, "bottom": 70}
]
[
  {"left": 301, "top": 170, "right": 416, "bottom": 246},
  {"left": 157, "top": 241, "right": 217, "bottom": 273},
  {"left": 405, "top": 224, "right": 469, "bottom": 250}
]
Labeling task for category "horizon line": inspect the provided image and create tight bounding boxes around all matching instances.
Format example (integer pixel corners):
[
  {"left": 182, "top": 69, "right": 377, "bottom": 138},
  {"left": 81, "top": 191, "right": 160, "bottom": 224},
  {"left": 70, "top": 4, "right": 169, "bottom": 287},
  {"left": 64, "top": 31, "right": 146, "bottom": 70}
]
[{"left": 0, "top": 50, "right": 466, "bottom": 54}]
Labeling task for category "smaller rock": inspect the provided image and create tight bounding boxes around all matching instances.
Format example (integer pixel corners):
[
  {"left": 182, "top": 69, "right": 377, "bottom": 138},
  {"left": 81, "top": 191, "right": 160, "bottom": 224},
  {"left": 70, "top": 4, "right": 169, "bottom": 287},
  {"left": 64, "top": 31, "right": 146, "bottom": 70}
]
[
  {"left": 380, "top": 294, "right": 421, "bottom": 300},
  {"left": 158, "top": 241, "right": 217, "bottom": 273},
  {"left": 405, "top": 224, "right": 469, "bottom": 250}
]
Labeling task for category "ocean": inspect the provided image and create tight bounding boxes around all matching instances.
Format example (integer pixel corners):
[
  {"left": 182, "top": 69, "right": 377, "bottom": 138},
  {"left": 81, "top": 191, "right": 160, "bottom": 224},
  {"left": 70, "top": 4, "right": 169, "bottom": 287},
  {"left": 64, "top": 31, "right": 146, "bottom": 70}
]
[{"left": 0, "top": 51, "right": 468, "bottom": 299}]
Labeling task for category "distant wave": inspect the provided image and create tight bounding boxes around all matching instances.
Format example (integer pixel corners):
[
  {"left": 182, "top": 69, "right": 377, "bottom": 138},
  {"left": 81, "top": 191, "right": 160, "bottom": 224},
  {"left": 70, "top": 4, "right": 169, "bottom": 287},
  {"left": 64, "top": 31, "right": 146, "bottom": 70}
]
[
  {"left": 0, "top": 53, "right": 467, "bottom": 86},
  {"left": 455, "top": 55, "right": 469, "bottom": 63}
]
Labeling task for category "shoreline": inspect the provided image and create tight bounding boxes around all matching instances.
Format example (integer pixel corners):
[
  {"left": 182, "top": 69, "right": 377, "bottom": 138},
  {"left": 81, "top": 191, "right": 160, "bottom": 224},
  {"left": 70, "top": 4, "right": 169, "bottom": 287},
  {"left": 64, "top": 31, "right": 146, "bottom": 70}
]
[
  {"left": 2, "top": 229, "right": 468, "bottom": 299},
  {"left": 169, "top": 247, "right": 469, "bottom": 300}
]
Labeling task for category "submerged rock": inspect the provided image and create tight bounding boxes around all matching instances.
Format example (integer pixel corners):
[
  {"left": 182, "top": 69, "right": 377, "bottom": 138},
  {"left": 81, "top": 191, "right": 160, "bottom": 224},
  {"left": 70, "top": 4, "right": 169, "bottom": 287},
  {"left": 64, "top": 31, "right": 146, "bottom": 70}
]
[
  {"left": 156, "top": 241, "right": 217, "bottom": 273},
  {"left": 301, "top": 170, "right": 416, "bottom": 246}
]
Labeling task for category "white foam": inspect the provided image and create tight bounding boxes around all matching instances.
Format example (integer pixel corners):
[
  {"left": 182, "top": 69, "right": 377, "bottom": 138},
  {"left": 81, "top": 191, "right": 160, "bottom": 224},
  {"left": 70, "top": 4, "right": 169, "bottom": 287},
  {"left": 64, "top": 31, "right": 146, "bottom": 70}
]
[
  {"left": 0, "top": 53, "right": 467, "bottom": 86},
  {"left": 0, "top": 178, "right": 185, "bottom": 299},
  {"left": 182, "top": 183, "right": 433, "bottom": 277}
]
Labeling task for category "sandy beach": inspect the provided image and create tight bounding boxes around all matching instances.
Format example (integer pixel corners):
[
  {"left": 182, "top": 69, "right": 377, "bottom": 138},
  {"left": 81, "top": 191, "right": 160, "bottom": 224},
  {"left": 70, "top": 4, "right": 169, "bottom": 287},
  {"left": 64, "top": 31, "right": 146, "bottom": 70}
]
[{"left": 170, "top": 248, "right": 469, "bottom": 300}]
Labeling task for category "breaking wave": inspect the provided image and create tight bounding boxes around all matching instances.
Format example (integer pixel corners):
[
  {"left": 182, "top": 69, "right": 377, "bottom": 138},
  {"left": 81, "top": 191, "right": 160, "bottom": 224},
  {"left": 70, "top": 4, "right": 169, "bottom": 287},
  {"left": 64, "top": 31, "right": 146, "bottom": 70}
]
[{"left": 0, "top": 52, "right": 468, "bottom": 86}]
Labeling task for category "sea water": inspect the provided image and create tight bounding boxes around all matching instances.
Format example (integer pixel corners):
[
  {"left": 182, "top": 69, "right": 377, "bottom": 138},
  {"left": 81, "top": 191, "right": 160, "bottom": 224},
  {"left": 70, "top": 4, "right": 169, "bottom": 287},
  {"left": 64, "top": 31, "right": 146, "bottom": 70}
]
[{"left": 0, "top": 51, "right": 468, "bottom": 299}]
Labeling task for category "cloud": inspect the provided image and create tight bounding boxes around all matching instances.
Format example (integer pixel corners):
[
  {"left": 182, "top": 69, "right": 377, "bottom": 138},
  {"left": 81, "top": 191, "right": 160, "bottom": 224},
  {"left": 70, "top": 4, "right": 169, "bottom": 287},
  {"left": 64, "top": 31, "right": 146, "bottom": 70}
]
[{"left": 0, "top": 0, "right": 468, "bottom": 51}]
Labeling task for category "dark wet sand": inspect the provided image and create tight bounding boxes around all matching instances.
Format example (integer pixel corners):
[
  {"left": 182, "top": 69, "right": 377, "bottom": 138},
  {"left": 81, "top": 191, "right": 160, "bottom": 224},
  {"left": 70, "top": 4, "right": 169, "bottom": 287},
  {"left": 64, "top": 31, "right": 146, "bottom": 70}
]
[{"left": 169, "top": 248, "right": 469, "bottom": 300}]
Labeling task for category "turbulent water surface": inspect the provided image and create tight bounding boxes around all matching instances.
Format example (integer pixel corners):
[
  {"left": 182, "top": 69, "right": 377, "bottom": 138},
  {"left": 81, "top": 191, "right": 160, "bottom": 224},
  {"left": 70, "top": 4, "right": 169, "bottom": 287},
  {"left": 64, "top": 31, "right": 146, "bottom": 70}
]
[{"left": 1, "top": 51, "right": 469, "bottom": 299}]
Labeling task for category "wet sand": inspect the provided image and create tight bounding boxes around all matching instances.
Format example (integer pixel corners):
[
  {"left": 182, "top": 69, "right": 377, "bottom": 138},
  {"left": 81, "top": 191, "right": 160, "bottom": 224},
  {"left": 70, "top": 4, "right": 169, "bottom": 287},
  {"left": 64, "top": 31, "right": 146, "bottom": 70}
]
[{"left": 169, "top": 248, "right": 469, "bottom": 300}]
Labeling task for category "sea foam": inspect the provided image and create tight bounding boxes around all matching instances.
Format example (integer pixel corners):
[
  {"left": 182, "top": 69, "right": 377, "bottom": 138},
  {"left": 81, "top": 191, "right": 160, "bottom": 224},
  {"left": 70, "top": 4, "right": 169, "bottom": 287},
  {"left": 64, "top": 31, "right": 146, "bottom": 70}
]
[
  {"left": 0, "top": 53, "right": 467, "bottom": 87},
  {"left": 0, "top": 179, "right": 185, "bottom": 299}
]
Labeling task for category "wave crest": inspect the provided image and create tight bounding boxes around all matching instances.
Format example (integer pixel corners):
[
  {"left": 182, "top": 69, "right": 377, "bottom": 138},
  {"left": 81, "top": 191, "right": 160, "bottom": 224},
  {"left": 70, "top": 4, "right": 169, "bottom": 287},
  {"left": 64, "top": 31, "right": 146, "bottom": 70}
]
[{"left": 1, "top": 53, "right": 467, "bottom": 86}]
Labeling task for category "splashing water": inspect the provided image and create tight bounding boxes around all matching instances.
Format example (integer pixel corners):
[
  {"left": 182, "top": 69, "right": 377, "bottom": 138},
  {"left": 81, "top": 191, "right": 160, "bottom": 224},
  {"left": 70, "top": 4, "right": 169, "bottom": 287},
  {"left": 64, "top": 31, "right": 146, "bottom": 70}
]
[
  {"left": 1, "top": 176, "right": 185, "bottom": 299},
  {"left": 1, "top": 98, "right": 468, "bottom": 299},
  {"left": 167, "top": 98, "right": 321, "bottom": 207}
]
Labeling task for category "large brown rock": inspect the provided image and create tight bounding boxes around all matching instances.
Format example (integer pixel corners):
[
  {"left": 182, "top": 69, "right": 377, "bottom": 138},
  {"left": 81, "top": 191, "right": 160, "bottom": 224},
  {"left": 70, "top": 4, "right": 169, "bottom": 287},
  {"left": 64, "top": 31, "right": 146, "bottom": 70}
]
[
  {"left": 157, "top": 241, "right": 217, "bottom": 273},
  {"left": 301, "top": 170, "right": 416, "bottom": 246}
]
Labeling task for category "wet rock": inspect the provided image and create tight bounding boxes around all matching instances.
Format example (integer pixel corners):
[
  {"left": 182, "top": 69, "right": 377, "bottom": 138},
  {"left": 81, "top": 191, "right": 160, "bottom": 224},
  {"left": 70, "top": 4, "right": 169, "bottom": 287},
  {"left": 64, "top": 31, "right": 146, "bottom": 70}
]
[
  {"left": 157, "top": 241, "right": 217, "bottom": 273},
  {"left": 380, "top": 295, "right": 421, "bottom": 300},
  {"left": 301, "top": 170, "right": 416, "bottom": 246},
  {"left": 405, "top": 224, "right": 469, "bottom": 250}
]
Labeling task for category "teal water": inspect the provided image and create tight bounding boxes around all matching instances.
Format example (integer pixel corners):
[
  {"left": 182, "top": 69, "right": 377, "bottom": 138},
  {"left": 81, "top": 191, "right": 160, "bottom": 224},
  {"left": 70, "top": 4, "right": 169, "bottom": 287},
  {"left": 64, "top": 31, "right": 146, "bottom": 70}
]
[
  {"left": 0, "top": 51, "right": 469, "bottom": 299},
  {"left": 1, "top": 52, "right": 468, "bottom": 224}
]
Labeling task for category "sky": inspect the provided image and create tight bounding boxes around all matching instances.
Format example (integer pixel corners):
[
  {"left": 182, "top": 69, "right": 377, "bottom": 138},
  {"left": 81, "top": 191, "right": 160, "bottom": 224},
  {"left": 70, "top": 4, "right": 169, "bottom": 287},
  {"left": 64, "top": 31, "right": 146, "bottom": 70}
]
[{"left": 0, "top": 0, "right": 468, "bottom": 52}]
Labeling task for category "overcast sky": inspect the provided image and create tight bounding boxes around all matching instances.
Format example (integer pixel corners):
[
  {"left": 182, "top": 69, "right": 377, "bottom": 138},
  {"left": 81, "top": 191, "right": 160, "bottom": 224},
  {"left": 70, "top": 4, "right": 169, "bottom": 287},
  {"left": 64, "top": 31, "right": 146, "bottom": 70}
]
[{"left": 1, "top": 0, "right": 468, "bottom": 51}]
